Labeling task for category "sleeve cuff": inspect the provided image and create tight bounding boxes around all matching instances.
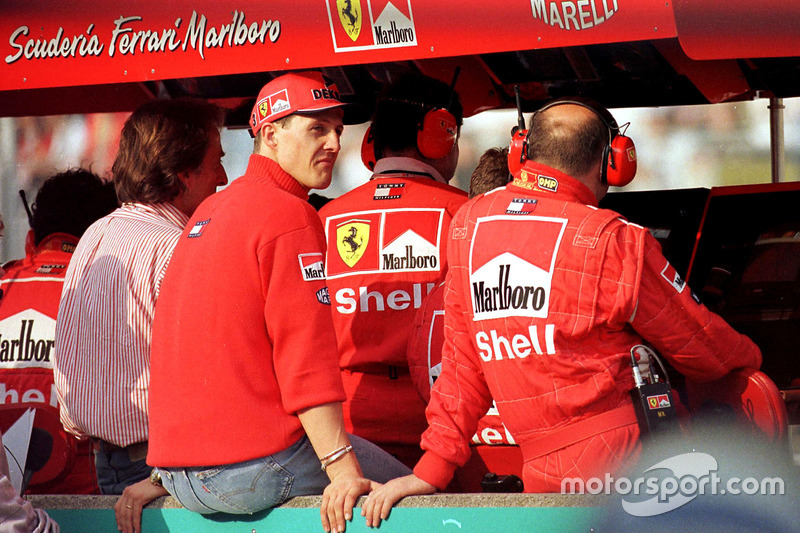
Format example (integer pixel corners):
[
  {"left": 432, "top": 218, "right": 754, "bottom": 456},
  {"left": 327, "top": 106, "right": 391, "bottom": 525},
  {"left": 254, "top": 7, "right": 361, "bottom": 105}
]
[{"left": 413, "top": 451, "right": 459, "bottom": 491}]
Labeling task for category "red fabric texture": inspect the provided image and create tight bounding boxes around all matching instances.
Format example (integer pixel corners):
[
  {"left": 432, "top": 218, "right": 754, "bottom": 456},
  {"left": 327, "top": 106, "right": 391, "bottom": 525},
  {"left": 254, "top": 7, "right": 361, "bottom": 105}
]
[
  {"left": 148, "top": 155, "right": 345, "bottom": 467},
  {"left": 319, "top": 160, "right": 467, "bottom": 448},
  {"left": 414, "top": 164, "right": 762, "bottom": 492}
]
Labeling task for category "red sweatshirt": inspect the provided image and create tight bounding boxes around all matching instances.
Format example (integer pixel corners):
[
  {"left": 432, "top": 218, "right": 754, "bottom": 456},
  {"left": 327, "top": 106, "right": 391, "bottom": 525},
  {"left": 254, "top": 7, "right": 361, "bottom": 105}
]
[{"left": 148, "top": 155, "right": 345, "bottom": 467}]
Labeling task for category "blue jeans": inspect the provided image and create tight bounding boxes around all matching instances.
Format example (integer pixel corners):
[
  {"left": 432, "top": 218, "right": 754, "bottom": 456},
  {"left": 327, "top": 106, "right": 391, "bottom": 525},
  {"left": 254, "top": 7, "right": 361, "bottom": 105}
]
[
  {"left": 157, "top": 434, "right": 411, "bottom": 514},
  {"left": 94, "top": 445, "right": 152, "bottom": 495}
]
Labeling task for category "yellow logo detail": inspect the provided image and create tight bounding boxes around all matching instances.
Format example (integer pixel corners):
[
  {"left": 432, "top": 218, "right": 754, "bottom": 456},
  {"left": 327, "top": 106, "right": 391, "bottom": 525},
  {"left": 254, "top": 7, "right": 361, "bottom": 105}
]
[
  {"left": 259, "top": 101, "right": 270, "bottom": 118},
  {"left": 537, "top": 175, "right": 558, "bottom": 192},
  {"left": 337, "top": 0, "right": 362, "bottom": 42},
  {"left": 514, "top": 170, "right": 536, "bottom": 190},
  {"left": 337, "top": 221, "right": 369, "bottom": 267}
]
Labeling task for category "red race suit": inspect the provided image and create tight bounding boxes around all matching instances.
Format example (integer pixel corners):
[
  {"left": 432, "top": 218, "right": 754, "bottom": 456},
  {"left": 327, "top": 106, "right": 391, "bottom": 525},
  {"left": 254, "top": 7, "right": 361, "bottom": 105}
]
[
  {"left": 319, "top": 157, "right": 467, "bottom": 465},
  {"left": 0, "top": 233, "right": 98, "bottom": 494},
  {"left": 414, "top": 163, "right": 762, "bottom": 492},
  {"left": 408, "top": 281, "right": 516, "bottom": 446}
]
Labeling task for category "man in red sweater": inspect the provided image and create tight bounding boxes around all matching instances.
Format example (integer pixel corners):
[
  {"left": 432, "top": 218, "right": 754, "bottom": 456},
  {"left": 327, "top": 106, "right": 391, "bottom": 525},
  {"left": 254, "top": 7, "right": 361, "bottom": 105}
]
[
  {"left": 319, "top": 73, "right": 468, "bottom": 467},
  {"left": 130, "top": 72, "right": 408, "bottom": 533},
  {"left": 362, "top": 98, "right": 762, "bottom": 524}
]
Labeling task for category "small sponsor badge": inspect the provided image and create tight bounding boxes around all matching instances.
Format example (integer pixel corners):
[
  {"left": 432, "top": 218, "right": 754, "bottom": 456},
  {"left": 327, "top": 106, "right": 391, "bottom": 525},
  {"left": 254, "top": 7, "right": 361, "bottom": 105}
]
[
  {"left": 506, "top": 198, "right": 537, "bottom": 215},
  {"left": 536, "top": 175, "right": 558, "bottom": 192},
  {"left": 316, "top": 287, "right": 331, "bottom": 305},
  {"left": 374, "top": 183, "right": 404, "bottom": 200},
  {"left": 647, "top": 394, "right": 671, "bottom": 410},
  {"left": 187, "top": 219, "right": 210, "bottom": 238},
  {"left": 299, "top": 253, "right": 325, "bottom": 281},
  {"left": 35, "top": 264, "right": 65, "bottom": 275},
  {"left": 660, "top": 262, "right": 685, "bottom": 293}
]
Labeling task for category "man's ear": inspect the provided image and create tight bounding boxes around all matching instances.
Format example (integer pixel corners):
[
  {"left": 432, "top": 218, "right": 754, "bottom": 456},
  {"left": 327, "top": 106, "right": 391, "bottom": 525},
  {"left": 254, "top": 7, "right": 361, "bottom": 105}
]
[
  {"left": 177, "top": 169, "right": 192, "bottom": 187},
  {"left": 261, "top": 122, "right": 279, "bottom": 149}
]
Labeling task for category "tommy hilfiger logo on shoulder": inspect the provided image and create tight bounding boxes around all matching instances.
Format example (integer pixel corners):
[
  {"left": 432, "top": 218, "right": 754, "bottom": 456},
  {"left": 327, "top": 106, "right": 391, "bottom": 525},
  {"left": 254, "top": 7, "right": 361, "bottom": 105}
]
[{"left": 187, "top": 219, "right": 210, "bottom": 238}]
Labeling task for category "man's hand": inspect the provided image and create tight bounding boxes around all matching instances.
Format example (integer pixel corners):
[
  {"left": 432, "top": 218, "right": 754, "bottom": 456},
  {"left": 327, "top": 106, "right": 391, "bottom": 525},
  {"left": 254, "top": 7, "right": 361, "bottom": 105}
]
[
  {"left": 114, "top": 477, "right": 168, "bottom": 533},
  {"left": 320, "top": 473, "right": 379, "bottom": 533},
  {"left": 361, "top": 474, "right": 435, "bottom": 528}
]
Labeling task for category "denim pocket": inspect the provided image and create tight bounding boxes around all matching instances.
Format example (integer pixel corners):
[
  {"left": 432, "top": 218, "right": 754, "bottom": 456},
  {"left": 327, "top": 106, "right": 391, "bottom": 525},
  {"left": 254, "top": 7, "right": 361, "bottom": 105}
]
[{"left": 194, "top": 457, "right": 293, "bottom": 514}]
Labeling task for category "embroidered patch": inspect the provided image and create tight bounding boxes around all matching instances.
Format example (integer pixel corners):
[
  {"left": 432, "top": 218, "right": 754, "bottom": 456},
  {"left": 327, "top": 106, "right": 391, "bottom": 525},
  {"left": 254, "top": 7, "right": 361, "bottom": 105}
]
[
  {"left": 187, "top": 219, "right": 210, "bottom": 238},
  {"left": 298, "top": 253, "right": 325, "bottom": 281},
  {"left": 506, "top": 198, "right": 537, "bottom": 215},
  {"left": 536, "top": 175, "right": 558, "bottom": 192},
  {"left": 374, "top": 183, "right": 404, "bottom": 200},
  {"left": 660, "top": 262, "right": 685, "bottom": 293},
  {"left": 316, "top": 287, "right": 331, "bottom": 305}
]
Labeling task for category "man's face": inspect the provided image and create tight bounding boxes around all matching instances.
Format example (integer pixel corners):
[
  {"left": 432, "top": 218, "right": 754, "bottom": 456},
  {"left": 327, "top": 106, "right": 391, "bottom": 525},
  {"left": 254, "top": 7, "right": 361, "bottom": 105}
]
[
  {"left": 177, "top": 128, "right": 228, "bottom": 217},
  {"left": 273, "top": 108, "right": 344, "bottom": 190}
]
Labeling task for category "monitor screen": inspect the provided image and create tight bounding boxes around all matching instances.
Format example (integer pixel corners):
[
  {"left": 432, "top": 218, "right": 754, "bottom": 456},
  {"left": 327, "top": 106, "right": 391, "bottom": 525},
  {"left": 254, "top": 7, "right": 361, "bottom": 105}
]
[
  {"left": 686, "top": 183, "right": 800, "bottom": 388},
  {"left": 600, "top": 188, "right": 709, "bottom": 278}
]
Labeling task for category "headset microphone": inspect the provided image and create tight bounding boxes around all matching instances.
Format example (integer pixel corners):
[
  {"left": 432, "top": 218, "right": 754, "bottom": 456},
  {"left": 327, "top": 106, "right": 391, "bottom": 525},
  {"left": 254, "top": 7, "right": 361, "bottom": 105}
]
[{"left": 507, "top": 85, "right": 528, "bottom": 177}]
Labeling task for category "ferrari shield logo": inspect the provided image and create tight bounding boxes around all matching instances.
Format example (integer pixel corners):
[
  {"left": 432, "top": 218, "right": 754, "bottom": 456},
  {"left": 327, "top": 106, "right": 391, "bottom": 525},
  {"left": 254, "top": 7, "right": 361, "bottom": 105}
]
[
  {"left": 337, "top": 0, "right": 362, "bottom": 41},
  {"left": 337, "top": 220, "right": 370, "bottom": 267}
]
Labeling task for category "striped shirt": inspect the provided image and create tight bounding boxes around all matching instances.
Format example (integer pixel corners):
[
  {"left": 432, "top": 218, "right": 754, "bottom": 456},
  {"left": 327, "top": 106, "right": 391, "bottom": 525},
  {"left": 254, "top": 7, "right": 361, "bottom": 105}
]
[{"left": 53, "top": 203, "right": 189, "bottom": 447}]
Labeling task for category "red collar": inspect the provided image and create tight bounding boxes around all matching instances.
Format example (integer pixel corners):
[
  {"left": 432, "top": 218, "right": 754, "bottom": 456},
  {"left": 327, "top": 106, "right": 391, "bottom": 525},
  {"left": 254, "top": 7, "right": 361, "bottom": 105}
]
[
  {"left": 243, "top": 154, "right": 309, "bottom": 200},
  {"left": 509, "top": 162, "right": 598, "bottom": 206}
]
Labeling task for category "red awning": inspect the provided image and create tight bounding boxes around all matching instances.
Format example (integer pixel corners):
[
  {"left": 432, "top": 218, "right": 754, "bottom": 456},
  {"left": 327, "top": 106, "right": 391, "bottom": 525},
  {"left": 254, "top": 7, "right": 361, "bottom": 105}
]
[
  {"left": 0, "top": 0, "right": 676, "bottom": 92},
  {"left": 673, "top": 0, "right": 800, "bottom": 60}
]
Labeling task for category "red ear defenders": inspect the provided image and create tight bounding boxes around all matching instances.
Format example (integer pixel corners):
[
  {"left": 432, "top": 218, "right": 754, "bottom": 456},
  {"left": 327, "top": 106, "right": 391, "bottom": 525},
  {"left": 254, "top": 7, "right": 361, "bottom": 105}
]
[
  {"left": 507, "top": 97, "right": 637, "bottom": 187},
  {"left": 361, "top": 101, "right": 458, "bottom": 170},
  {"left": 361, "top": 125, "right": 377, "bottom": 172},
  {"left": 417, "top": 107, "right": 458, "bottom": 159}
]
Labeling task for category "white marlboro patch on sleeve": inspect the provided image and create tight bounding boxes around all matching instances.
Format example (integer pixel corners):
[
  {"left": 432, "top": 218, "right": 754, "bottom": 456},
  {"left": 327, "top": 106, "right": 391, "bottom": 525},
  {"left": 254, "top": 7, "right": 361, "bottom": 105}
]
[
  {"left": 660, "top": 262, "right": 685, "bottom": 293},
  {"left": 187, "top": 219, "right": 210, "bottom": 238},
  {"left": 299, "top": 253, "right": 325, "bottom": 281}
]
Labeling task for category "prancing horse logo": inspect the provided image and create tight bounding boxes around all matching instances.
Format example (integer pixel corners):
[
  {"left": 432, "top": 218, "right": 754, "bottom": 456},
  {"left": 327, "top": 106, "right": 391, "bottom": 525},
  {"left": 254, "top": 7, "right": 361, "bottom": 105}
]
[
  {"left": 337, "top": 0, "right": 362, "bottom": 41},
  {"left": 336, "top": 219, "right": 370, "bottom": 267}
]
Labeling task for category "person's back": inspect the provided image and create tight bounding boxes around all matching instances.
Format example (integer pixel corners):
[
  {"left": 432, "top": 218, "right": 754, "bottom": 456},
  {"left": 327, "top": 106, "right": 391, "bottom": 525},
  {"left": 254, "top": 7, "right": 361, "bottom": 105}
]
[
  {"left": 319, "top": 73, "right": 468, "bottom": 466},
  {"left": 0, "top": 169, "right": 117, "bottom": 494},
  {"left": 53, "top": 98, "right": 227, "bottom": 500},
  {"left": 359, "top": 99, "right": 763, "bottom": 524}
]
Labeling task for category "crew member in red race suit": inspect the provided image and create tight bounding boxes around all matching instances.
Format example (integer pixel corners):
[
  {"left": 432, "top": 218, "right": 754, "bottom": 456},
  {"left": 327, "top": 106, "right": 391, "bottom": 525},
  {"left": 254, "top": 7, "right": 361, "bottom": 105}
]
[
  {"left": 319, "top": 73, "right": 468, "bottom": 467},
  {"left": 362, "top": 98, "right": 762, "bottom": 522},
  {"left": 0, "top": 169, "right": 118, "bottom": 494}
]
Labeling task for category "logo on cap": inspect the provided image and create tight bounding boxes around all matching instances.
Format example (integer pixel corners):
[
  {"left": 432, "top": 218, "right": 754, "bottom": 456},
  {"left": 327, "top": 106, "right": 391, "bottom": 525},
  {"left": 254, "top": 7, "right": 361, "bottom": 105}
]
[{"left": 258, "top": 89, "right": 291, "bottom": 121}]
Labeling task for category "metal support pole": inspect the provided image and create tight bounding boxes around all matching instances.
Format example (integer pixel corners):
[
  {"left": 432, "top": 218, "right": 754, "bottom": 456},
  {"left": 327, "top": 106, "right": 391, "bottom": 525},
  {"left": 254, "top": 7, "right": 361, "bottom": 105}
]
[{"left": 769, "top": 97, "right": 785, "bottom": 183}]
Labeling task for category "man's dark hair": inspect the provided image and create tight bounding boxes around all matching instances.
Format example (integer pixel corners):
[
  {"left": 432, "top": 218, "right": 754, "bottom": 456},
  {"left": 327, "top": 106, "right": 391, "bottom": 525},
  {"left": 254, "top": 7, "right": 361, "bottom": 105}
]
[
  {"left": 469, "top": 147, "right": 512, "bottom": 198},
  {"left": 30, "top": 168, "right": 119, "bottom": 245},
  {"left": 526, "top": 103, "right": 608, "bottom": 178},
  {"left": 371, "top": 73, "right": 463, "bottom": 159},
  {"left": 113, "top": 97, "right": 225, "bottom": 204}
]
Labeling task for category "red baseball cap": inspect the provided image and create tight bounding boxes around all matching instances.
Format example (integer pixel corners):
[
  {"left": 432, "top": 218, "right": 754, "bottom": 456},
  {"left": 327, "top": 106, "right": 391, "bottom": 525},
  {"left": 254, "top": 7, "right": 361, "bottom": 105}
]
[{"left": 250, "top": 71, "right": 349, "bottom": 135}]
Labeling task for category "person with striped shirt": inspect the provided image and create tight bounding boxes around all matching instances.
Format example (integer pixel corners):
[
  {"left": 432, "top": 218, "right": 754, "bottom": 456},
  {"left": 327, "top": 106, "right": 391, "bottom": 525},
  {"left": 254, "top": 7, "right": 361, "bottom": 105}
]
[{"left": 52, "top": 98, "right": 228, "bottom": 508}]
